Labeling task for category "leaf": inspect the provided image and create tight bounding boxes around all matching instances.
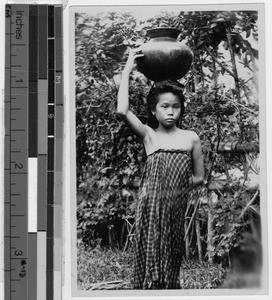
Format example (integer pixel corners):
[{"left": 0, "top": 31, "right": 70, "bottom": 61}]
[
  {"left": 210, "top": 23, "right": 217, "bottom": 28},
  {"left": 228, "top": 115, "right": 237, "bottom": 122},
  {"left": 197, "top": 40, "right": 204, "bottom": 47},
  {"left": 76, "top": 23, "right": 87, "bottom": 29},
  {"left": 246, "top": 29, "right": 251, "bottom": 38}
]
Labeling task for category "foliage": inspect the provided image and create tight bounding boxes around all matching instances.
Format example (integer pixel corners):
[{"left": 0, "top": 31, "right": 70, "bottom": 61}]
[
  {"left": 75, "top": 8, "right": 260, "bottom": 267},
  {"left": 76, "top": 12, "right": 150, "bottom": 247},
  {"left": 208, "top": 189, "right": 260, "bottom": 261}
]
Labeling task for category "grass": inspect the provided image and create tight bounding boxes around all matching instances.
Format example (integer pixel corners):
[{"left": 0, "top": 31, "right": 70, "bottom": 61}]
[
  {"left": 77, "top": 243, "right": 134, "bottom": 290},
  {"left": 77, "top": 242, "right": 229, "bottom": 290},
  {"left": 179, "top": 260, "right": 229, "bottom": 289}
]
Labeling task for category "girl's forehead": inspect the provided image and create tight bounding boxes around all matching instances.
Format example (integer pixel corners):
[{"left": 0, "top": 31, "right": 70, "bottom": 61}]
[{"left": 157, "top": 92, "right": 180, "bottom": 104}]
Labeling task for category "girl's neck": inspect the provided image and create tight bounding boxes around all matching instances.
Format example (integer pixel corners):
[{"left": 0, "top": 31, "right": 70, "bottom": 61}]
[{"left": 155, "top": 124, "right": 179, "bottom": 135}]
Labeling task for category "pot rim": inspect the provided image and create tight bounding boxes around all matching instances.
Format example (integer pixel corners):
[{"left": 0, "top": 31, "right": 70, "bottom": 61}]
[{"left": 147, "top": 27, "right": 181, "bottom": 39}]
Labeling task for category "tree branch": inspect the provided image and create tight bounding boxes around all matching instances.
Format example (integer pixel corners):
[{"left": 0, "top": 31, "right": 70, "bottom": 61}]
[
  {"left": 226, "top": 27, "right": 240, "bottom": 101},
  {"left": 205, "top": 46, "right": 237, "bottom": 79},
  {"left": 184, "top": 197, "right": 200, "bottom": 241},
  {"left": 217, "top": 141, "right": 259, "bottom": 153},
  {"left": 238, "top": 189, "right": 259, "bottom": 220},
  {"left": 224, "top": 95, "right": 258, "bottom": 115}
]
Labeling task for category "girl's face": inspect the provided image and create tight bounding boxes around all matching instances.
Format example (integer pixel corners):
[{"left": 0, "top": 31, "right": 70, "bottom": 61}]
[{"left": 152, "top": 92, "right": 181, "bottom": 128}]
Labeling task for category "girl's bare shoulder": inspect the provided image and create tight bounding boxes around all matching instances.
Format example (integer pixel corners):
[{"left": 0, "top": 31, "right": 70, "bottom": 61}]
[{"left": 178, "top": 129, "right": 200, "bottom": 141}]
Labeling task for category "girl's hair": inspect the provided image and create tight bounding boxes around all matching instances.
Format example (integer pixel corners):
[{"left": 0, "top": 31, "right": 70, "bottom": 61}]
[{"left": 146, "top": 80, "right": 185, "bottom": 128}]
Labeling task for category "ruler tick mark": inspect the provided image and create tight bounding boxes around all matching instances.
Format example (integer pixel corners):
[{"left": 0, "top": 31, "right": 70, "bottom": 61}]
[
  {"left": 11, "top": 86, "right": 28, "bottom": 88},
  {"left": 10, "top": 172, "right": 27, "bottom": 174},
  {"left": 11, "top": 43, "right": 26, "bottom": 46}
]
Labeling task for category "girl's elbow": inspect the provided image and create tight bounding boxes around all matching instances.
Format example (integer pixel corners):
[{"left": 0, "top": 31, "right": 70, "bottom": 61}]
[
  {"left": 199, "top": 177, "right": 204, "bottom": 185},
  {"left": 117, "top": 109, "right": 127, "bottom": 117},
  {"left": 193, "top": 175, "right": 204, "bottom": 186},
  {"left": 199, "top": 174, "right": 205, "bottom": 184}
]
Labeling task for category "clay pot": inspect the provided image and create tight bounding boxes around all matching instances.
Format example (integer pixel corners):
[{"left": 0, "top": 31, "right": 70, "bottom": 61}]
[{"left": 136, "top": 28, "right": 193, "bottom": 81}]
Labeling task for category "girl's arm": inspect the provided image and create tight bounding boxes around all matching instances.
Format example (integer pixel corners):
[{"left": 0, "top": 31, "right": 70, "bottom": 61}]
[
  {"left": 117, "top": 49, "right": 148, "bottom": 140},
  {"left": 191, "top": 132, "right": 205, "bottom": 187}
]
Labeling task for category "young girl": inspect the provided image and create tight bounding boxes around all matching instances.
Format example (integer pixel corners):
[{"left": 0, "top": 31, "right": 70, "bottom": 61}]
[{"left": 117, "top": 49, "right": 205, "bottom": 289}]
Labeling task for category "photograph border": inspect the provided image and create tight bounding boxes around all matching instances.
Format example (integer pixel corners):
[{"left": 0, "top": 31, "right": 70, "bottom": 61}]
[
  {"left": 67, "top": 1, "right": 268, "bottom": 299},
  {"left": 0, "top": 1, "right": 270, "bottom": 300}
]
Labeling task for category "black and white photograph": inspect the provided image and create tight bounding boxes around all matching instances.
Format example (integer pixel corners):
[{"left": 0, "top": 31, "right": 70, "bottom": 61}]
[
  {"left": 70, "top": 3, "right": 268, "bottom": 296},
  {"left": 71, "top": 3, "right": 268, "bottom": 296},
  {"left": 0, "top": 1, "right": 271, "bottom": 300}
]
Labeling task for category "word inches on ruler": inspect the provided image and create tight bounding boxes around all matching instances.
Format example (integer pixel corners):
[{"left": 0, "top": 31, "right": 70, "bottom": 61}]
[{"left": 15, "top": 10, "right": 25, "bottom": 39}]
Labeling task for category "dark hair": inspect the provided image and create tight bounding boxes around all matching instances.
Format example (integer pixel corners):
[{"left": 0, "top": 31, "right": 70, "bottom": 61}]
[{"left": 146, "top": 80, "right": 185, "bottom": 128}]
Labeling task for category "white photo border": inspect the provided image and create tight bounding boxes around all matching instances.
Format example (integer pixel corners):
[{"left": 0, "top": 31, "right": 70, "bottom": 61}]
[{"left": 65, "top": 1, "right": 270, "bottom": 299}]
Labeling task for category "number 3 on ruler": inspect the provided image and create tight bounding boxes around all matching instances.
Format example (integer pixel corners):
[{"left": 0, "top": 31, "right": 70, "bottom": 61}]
[{"left": 56, "top": 75, "right": 61, "bottom": 84}]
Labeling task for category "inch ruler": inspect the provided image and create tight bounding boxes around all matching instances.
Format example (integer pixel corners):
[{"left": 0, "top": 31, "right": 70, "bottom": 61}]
[{"left": 4, "top": 4, "right": 63, "bottom": 300}]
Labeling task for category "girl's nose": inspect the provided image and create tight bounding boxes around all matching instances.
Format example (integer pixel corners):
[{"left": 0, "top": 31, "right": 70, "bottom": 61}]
[{"left": 168, "top": 108, "right": 174, "bottom": 115}]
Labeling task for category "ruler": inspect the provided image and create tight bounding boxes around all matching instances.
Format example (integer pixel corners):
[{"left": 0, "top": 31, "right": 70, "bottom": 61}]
[{"left": 4, "top": 4, "right": 63, "bottom": 300}]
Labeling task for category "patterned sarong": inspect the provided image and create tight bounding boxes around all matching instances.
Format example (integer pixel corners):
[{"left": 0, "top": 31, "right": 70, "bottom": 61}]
[{"left": 133, "top": 149, "right": 193, "bottom": 289}]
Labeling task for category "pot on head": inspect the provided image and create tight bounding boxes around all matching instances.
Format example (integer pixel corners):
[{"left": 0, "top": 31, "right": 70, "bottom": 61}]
[{"left": 136, "top": 28, "right": 193, "bottom": 81}]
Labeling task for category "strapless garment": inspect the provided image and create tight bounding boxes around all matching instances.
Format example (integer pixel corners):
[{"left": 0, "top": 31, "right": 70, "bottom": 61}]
[{"left": 133, "top": 149, "right": 193, "bottom": 289}]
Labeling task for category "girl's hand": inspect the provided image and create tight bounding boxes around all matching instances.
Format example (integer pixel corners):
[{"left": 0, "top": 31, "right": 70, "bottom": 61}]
[{"left": 123, "top": 47, "right": 144, "bottom": 73}]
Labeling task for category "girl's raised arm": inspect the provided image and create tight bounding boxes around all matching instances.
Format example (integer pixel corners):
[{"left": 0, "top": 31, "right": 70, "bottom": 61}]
[{"left": 117, "top": 49, "right": 148, "bottom": 140}]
